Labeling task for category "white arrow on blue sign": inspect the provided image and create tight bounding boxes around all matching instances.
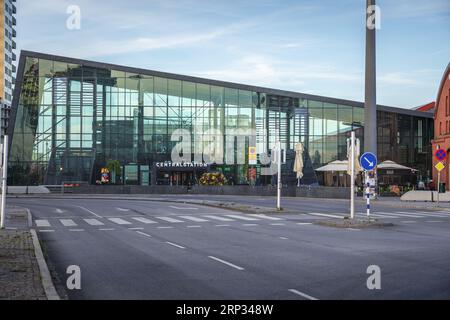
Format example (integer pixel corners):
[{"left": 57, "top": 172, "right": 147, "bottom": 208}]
[{"left": 360, "top": 152, "right": 377, "bottom": 171}]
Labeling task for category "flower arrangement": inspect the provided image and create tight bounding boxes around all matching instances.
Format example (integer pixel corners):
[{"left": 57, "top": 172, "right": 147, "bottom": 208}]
[{"left": 199, "top": 172, "right": 227, "bottom": 186}]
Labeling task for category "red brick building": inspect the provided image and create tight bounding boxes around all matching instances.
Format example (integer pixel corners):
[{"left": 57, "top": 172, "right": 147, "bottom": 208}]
[{"left": 431, "top": 63, "right": 450, "bottom": 190}]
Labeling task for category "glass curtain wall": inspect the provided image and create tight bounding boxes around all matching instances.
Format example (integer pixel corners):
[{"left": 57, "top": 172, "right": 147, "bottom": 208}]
[{"left": 9, "top": 56, "right": 433, "bottom": 186}]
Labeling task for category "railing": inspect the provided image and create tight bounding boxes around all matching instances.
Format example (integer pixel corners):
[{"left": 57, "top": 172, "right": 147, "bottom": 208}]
[{"left": 60, "top": 181, "right": 89, "bottom": 194}]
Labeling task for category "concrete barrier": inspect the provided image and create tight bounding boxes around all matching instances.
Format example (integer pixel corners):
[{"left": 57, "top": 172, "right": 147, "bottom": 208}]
[
  {"left": 400, "top": 190, "right": 450, "bottom": 202},
  {"left": 5, "top": 186, "right": 50, "bottom": 194}
]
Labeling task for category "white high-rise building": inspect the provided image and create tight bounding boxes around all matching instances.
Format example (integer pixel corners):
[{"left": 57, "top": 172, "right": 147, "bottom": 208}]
[{"left": 0, "top": 0, "right": 17, "bottom": 139}]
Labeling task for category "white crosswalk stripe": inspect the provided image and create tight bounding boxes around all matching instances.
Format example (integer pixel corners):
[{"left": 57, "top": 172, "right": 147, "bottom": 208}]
[
  {"left": 178, "top": 216, "right": 209, "bottom": 222},
  {"left": 35, "top": 219, "right": 51, "bottom": 227},
  {"left": 132, "top": 217, "right": 158, "bottom": 224},
  {"left": 224, "top": 214, "right": 260, "bottom": 221},
  {"left": 391, "top": 211, "right": 431, "bottom": 218},
  {"left": 60, "top": 219, "right": 77, "bottom": 227},
  {"left": 308, "top": 212, "right": 344, "bottom": 219},
  {"left": 421, "top": 212, "right": 450, "bottom": 217},
  {"left": 83, "top": 219, "right": 104, "bottom": 226},
  {"left": 202, "top": 215, "right": 234, "bottom": 221},
  {"left": 369, "top": 212, "right": 402, "bottom": 218},
  {"left": 169, "top": 206, "right": 198, "bottom": 210},
  {"left": 252, "top": 214, "right": 283, "bottom": 221},
  {"left": 108, "top": 218, "right": 132, "bottom": 225},
  {"left": 155, "top": 216, "right": 184, "bottom": 223},
  {"left": 375, "top": 211, "right": 450, "bottom": 218}
]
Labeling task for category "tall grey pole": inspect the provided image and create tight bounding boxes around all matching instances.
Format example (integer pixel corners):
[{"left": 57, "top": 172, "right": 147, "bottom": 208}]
[
  {"left": 364, "top": 0, "right": 377, "bottom": 154},
  {"left": 350, "top": 131, "right": 355, "bottom": 219}
]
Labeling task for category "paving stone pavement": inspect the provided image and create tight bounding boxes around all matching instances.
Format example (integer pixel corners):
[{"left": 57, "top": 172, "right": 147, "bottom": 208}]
[{"left": 0, "top": 230, "right": 46, "bottom": 300}]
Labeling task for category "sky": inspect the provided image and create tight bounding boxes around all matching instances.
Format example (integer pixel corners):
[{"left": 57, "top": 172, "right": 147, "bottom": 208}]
[{"left": 16, "top": 0, "right": 450, "bottom": 109}]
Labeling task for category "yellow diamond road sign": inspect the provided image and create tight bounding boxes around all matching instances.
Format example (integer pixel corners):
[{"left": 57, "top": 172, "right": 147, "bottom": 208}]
[{"left": 435, "top": 162, "right": 445, "bottom": 172}]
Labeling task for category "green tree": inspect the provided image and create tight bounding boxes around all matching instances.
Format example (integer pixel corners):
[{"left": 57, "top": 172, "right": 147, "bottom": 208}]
[{"left": 106, "top": 160, "right": 122, "bottom": 184}]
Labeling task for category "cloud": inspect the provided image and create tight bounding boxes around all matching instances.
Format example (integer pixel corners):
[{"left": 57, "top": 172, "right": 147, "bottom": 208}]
[
  {"left": 63, "top": 22, "right": 252, "bottom": 58},
  {"left": 195, "top": 53, "right": 362, "bottom": 91}
]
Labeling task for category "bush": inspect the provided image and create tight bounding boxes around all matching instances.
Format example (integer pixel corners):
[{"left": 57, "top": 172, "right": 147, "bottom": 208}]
[{"left": 199, "top": 172, "right": 227, "bottom": 186}]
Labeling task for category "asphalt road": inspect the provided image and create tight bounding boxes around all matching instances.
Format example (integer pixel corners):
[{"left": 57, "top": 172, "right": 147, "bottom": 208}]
[{"left": 7, "top": 197, "right": 450, "bottom": 300}]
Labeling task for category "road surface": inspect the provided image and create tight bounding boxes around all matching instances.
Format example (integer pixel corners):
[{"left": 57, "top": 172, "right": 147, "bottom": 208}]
[{"left": 7, "top": 197, "right": 450, "bottom": 299}]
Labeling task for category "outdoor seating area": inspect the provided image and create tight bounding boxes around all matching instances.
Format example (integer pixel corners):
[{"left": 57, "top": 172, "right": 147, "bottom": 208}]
[{"left": 315, "top": 159, "right": 422, "bottom": 196}]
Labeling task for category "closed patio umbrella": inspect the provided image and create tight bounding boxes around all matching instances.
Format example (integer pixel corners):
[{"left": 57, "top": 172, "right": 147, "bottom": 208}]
[{"left": 293, "top": 142, "right": 304, "bottom": 186}]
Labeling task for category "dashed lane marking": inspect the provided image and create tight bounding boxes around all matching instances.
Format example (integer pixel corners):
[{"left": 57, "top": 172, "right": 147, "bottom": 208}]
[
  {"left": 208, "top": 256, "right": 245, "bottom": 271},
  {"left": 165, "top": 241, "right": 186, "bottom": 249},
  {"left": 135, "top": 231, "right": 152, "bottom": 238},
  {"left": 288, "top": 289, "right": 318, "bottom": 300},
  {"left": 74, "top": 206, "right": 102, "bottom": 218}
]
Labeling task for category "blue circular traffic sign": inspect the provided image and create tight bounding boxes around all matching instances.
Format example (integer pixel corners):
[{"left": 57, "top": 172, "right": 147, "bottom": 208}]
[
  {"left": 435, "top": 149, "right": 447, "bottom": 161},
  {"left": 360, "top": 152, "right": 377, "bottom": 171}
]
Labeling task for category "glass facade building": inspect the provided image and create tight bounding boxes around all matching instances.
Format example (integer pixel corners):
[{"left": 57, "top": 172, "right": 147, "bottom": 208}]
[{"left": 8, "top": 51, "right": 433, "bottom": 186}]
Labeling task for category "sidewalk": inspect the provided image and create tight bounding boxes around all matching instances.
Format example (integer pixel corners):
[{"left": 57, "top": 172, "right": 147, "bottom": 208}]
[{"left": 0, "top": 229, "right": 46, "bottom": 299}]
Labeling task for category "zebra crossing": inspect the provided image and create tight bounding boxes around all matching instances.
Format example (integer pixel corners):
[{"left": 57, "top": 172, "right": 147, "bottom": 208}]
[
  {"left": 308, "top": 210, "right": 450, "bottom": 220},
  {"left": 32, "top": 210, "right": 450, "bottom": 231},
  {"left": 33, "top": 213, "right": 285, "bottom": 229}
]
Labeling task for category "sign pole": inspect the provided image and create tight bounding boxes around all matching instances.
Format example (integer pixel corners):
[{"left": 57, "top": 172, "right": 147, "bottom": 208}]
[
  {"left": 434, "top": 148, "right": 447, "bottom": 207},
  {"left": 437, "top": 170, "right": 440, "bottom": 207},
  {"left": 350, "top": 131, "right": 355, "bottom": 219},
  {"left": 277, "top": 140, "right": 282, "bottom": 211},
  {"left": 1, "top": 135, "right": 8, "bottom": 229},
  {"left": 365, "top": 171, "right": 371, "bottom": 220}
]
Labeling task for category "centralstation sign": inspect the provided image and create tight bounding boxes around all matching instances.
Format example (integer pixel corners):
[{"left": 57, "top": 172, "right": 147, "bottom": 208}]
[{"left": 155, "top": 161, "right": 208, "bottom": 168}]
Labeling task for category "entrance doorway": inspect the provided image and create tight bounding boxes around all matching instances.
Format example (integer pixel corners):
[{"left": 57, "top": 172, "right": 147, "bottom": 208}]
[{"left": 156, "top": 170, "right": 199, "bottom": 186}]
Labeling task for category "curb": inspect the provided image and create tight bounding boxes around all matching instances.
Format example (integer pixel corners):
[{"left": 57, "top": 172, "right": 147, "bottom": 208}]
[{"left": 30, "top": 229, "right": 60, "bottom": 300}]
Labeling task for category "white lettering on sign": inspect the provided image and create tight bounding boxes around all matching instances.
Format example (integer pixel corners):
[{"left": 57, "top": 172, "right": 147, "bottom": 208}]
[{"left": 155, "top": 162, "right": 208, "bottom": 168}]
